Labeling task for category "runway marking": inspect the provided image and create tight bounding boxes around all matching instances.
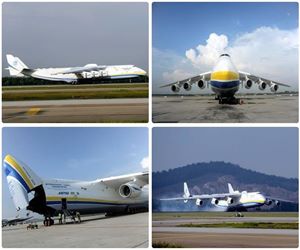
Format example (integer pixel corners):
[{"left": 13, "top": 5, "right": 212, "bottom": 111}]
[{"left": 26, "top": 108, "right": 41, "bottom": 116}]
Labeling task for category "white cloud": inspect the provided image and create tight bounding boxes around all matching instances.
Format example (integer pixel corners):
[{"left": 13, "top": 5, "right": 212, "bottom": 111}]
[
  {"left": 140, "top": 156, "right": 149, "bottom": 169},
  {"left": 153, "top": 27, "right": 298, "bottom": 94}
]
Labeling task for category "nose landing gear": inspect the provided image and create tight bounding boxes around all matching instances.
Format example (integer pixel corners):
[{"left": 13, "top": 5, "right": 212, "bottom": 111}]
[{"left": 217, "top": 96, "right": 242, "bottom": 105}]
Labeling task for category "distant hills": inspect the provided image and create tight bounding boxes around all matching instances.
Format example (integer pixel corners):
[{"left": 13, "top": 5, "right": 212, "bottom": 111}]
[{"left": 153, "top": 161, "right": 298, "bottom": 212}]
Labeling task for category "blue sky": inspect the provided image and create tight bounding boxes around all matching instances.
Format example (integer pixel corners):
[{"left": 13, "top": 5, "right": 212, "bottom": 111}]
[
  {"left": 2, "top": 127, "right": 148, "bottom": 217},
  {"left": 153, "top": 127, "right": 298, "bottom": 179},
  {"left": 153, "top": 2, "right": 298, "bottom": 94}
]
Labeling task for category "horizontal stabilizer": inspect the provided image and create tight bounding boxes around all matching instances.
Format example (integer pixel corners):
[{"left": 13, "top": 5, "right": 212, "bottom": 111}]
[{"left": 6, "top": 67, "right": 25, "bottom": 77}]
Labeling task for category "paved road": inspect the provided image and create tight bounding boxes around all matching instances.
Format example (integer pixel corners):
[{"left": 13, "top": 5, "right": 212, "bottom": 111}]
[
  {"left": 153, "top": 226, "right": 298, "bottom": 235},
  {"left": 3, "top": 98, "right": 148, "bottom": 123},
  {"left": 152, "top": 94, "right": 298, "bottom": 123},
  {"left": 3, "top": 213, "right": 148, "bottom": 248}
]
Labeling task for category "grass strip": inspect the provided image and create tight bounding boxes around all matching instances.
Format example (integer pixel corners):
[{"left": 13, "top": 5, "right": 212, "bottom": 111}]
[
  {"left": 3, "top": 89, "right": 148, "bottom": 101},
  {"left": 153, "top": 242, "right": 183, "bottom": 248}
]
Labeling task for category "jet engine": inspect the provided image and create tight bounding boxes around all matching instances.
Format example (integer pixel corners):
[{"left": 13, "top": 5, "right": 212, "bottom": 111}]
[
  {"left": 211, "top": 198, "right": 219, "bottom": 205},
  {"left": 171, "top": 84, "right": 180, "bottom": 93},
  {"left": 270, "top": 84, "right": 279, "bottom": 92},
  {"left": 183, "top": 82, "right": 192, "bottom": 91},
  {"left": 265, "top": 199, "right": 272, "bottom": 205},
  {"left": 197, "top": 80, "right": 206, "bottom": 89},
  {"left": 196, "top": 198, "right": 203, "bottom": 206},
  {"left": 275, "top": 200, "right": 280, "bottom": 206},
  {"left": 244, "top": 79, "right": 253, "bottom": 89},
  {"left": 119, "top": 182, "right": 142, "bottom": 198},
  {"left": 258, "top": 81, "right": 267, "bottom": 90},
  {"left": 227, "top": 197, "right": 234, "bottom": 204}
]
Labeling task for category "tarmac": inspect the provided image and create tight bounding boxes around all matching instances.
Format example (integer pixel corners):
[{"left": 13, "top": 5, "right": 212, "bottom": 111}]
[
  {"left": 152, "top": 213, "right": 299, "bottom": 247},
  {"left": 152, "top": 94, "right": 298, "bottom": 123},
  {"left": 2, "top": 213, "right": 148, "bottom": 248},
  {"left": 2, "top": 98, "right": 148, "bottom": 123}
]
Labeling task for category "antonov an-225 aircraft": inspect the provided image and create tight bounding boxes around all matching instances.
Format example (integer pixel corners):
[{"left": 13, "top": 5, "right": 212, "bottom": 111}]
[
  {"left": 161, "top": 54, "right": 291, "bottom": 104},
  {"left": 4, "top": 155, "right": 148, "bottom": 225},
  {"left": 161, "top": 182, "right": 286, "bottom": 213},
  {"left": 6, "top": 54, "right": 147, "bottom": 84}
]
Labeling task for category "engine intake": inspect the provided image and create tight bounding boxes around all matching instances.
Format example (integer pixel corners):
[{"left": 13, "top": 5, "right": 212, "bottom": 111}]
[
  {"left": 171, "top": 84, "right": 180, "bottom": 93},
  {"left": 259, "top": 81, "right": 267, "bottom": 90},
  {"left": 270, "top": 84, "right": 279, "bottom": 92},
  {"left": 196, "top": 198, "right": 203, "bottom": 206},
  {"left": 183, "top": 82, "right": 192, "bottom": 91},
  {"left": 227, "top": 197, "right": 234, "bottom": 204},
  {"left": 119, "top": 182, "right": 142, "bottom": 198},
  {"left": 211, "top": 198, "right": 219, "bottom": 205},
  {"left": 197, "top": 80, "right": 205, "bottom": 89},
  {"left": 245, "top": 79, "right": 252, "bottom": 89}
]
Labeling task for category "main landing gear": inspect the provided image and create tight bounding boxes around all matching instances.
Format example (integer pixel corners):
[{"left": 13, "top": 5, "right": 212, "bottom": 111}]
[
  {"left": 43, "top": 217, "right": 54, "bottom": 226},
  {"left": 217, "top": 96, "right": 242, "bottom": 105}
]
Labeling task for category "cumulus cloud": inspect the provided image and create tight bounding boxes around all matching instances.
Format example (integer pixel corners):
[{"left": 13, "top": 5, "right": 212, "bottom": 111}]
[
  {"left": 153, "top": 27, "right": 298, "bottom": 94},
  {"left": 140, "top": 156, "right": 149, "bottom": 169}
]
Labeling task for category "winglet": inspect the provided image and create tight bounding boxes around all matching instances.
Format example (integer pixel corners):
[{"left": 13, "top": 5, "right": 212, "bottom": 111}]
[{"left": 183, "top": 182, "right": 191, "bottom": 198}]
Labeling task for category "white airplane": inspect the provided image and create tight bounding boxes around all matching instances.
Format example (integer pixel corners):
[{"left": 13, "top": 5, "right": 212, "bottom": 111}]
[
  {"left": 161, "top": 54, "right": 291, "bottom": 104},
  {"left": 6, "top": 54, "right": 147, "bottom": 84},
  {"left": 3, "top": 155, "right": 148, "bottom": 225},
  {"left": 161, "top": 182, "right": 287, "bottom": 212}
]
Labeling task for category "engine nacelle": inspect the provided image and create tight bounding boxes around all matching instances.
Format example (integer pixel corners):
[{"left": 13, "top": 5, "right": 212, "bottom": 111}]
[
  {"left": 270, "top": 84, "right": 279, "bottom": 92},
  {"left": 275, "top": 200, "right": 280, "bottom": 206},
  {"left": 197, "top": 80, "right": 206, "bottom": 89},
  {"left": 119, "top": 182, "right": 142, "bottom": 198},
  {"left": 196, "top": 198, "right": 203, "bottom": 206},
  {"left": 265, "top": 199, "right": 272, "bottom": 205},
  {"left": 227, "top": 197, "right": 234, "bottom": 204},
  {"left": 258, "top": 81, "right": 267, "bottom": 90},
  {"left": 211, "top": 198, "right": 219, "bottom": 205},
  {"left": 183, "top": 82, "right": 192, "bottom": 91},
  {"left": 171, "top": 84, "right": 180, "bottom": 93},
  {"left": 245, "top": 79, "right": 253, "bottom": 89}
]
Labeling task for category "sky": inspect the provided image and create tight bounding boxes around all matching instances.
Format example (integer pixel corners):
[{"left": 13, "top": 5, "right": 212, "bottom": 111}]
[
  {"left": 2, "top": 2, "right": 148, "bottom": 76},
  {"left": 2, "top": 127, "right": 148, "bottom": 218},
  {"left": 153, "top": 2, "right": 299, "bottom": 94},
  {"left": 153, "top": 127, "right": 298, "bottom": 179}
]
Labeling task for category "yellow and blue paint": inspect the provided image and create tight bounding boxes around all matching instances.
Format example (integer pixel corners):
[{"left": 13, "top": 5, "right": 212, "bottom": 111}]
[{"left": 3, "top": 155, "right": 34, "bottom": 192}]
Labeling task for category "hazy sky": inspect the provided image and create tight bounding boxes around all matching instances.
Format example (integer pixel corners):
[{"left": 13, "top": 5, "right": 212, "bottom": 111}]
[
  {"left": 2, "top": 2, "right": 148, "bottom": 76},
  {"left": 153, "top": 2, "right": 299, "bottom": 94},
  {"left": 153, "top": 127, "right": 298, "bottom": 179},
  {"left": 2, "top": 127, "right": 148, "bottom": 218}
]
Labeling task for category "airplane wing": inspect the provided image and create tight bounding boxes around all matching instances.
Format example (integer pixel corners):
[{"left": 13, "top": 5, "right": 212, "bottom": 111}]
[
  {"left": 160, "top": 71, "right": 211, "bottom": 88},
  {"left": 53, "top": 64, "right": 106, "bottom": 75},
  {"left": 264, "top": 196, "right": 297, "bottom": 204},
  {"left": 239, "top": 71, "right": 291, "bottom": 87},
  {"left": 160, "top": 192, "right": 241, "bottom": 201},
  {"left": 98, "top": 172, "right": 148, "bottom": 188}
]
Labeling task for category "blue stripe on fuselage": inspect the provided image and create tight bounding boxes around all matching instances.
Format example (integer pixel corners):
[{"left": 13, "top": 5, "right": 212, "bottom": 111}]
[
  {"left": 210, "top": 80, "right": 240, "bottom": 89},
  {"left": 3, "top": 161, "right": 31, "bottom": 192}
]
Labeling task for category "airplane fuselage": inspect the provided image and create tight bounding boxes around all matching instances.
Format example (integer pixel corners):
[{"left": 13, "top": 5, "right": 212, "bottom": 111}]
[
  {"left": 29, "top": 65, "right": 147, "bottom": 83},
  {"left": 39, "top": 179, "right": 148, "bottom": 216},
  {"left": 210, "top": 55, "right": 240, "bottom": 97},
  {"left": 215, "top": 191, "right": 266, "bottom": 210}
]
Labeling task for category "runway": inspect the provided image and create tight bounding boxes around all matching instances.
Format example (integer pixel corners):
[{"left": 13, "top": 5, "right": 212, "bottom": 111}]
[
  {"left": 152, "top": 94, "right": 298, "bottom": 123},
  {"left": 3, "top": 98, "right": 148, "bottom": 123},
  {"left": 152, "top": 212, "right": 299, "bottom": 247},
  {"left": 2, "top": 213, "right": 148, "bottom": 248}
]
